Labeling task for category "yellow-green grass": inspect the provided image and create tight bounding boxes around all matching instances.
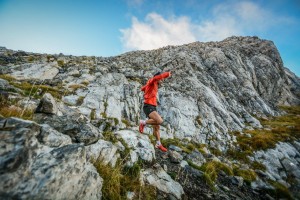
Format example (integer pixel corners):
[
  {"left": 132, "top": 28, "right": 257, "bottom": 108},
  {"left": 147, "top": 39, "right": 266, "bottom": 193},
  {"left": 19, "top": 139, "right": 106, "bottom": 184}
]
[
  {"left": 0, "top": 105, "right": 34, "bottom": 120},
  {"left": 121, "top": 118, "right": 131, "bottom": 128},
  {"left": 0, "top": 74, "right": 16, "bottom": 82},
  {"left": 0, "top": 74, "right": 64, "bottom": 99},
  {"left": 90, "top": 109, "right": 96, "bottom": 120},
  {"left": 230, "top": 106, "right": 300, "bottom": 158},
  {"left": 80, "top": 80, "right": 90, "bottom": 86},
  {"left": 250, "top": 161, "right": 266, "bottom": 171},
  {"left": 161, "top": 138, "right": 207, "bottom": 154},
  {"left": 187, "top": 160, "right": 233, "bottom": 187},
  {"left": 68, "top": 84, "right": 86, "bottom": 91},
  {"left": 233, "top": 166, "right": 257, "bottom": 184},
  {"left": 57, "top": 60, "right": 64, "bottom": 67},
  {"left": 268, "top": 180, "right": 294, "bottom": 200},
  {"left": 76, "top": 96, "right": 85, "bottom": 106}
]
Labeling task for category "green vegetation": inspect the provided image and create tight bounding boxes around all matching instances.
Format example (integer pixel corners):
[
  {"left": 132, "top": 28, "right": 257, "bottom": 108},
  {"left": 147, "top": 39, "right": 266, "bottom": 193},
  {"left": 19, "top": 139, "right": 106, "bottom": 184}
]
[
  {"left": 101, "top": 112, "right": 107, "bottom": 118},
  {"left": 28, "top": 56, "right": 34, "bottom": 62},
  {"left": 227, "top": 106, "right": 300, "bottom": 165},
  {"left": 57, "top": 60, "right": 64, "bottom": 67},
  {"left": 68, "top": 84, "right": 85, "bottom": 91},
  {"left": 268, "top": 180, "right": 294, "bottom": 200},
  {"left": 104, "top": 101, "right": 108, "bottom": 111},
  {"left": 167, "top": 171, "right": 177, "bottom": 180},
  {"left": 187, "top": 160, "right": 202, "bottom": 171},
  {"left": 0, "top": 74, "right": 64, "bottom": 99},
  {"left": 121, "top": 119, "right": 131, "bottom": 128},
  {"left": 127, "top": 77, "right": 142, "bottom": 84},
  {"left": 187, "top": 160, "right": 233, "bottom": 188},
  {"left": 76, "top": 96, "right": 85, "bottom": 106},
  {"left": 201, "top": 161, "right": 233, "bottom": 187},
  {"left": 90, "top": 108, "right": 96, "bottom": 120},
  {"left": 0, "top": 74, "right": 16, "bottom": 82},
  {"left": 250, "top": 161, "right": 266, "bottom": 171},
  {"left": 102, "top": 131, "right": 118, "bottom": 144},
  {"left": 196, "top": 115, "right": 202, "bottom": 126},
  {"left": 161, "top": 138, "right": 207, "bottom": 154},
  {"left": 93, "top": 158, "right": 156, "bottom": 200},
  {"left": 188, "top": 159, "right": 257, "bottom": 188},
  {"left": 113, "top": 117, "right": 119, "bottom": 125},
  {"left": 81, "top": 80, "right": 90, "bottom": 86},
  {"left": 0, "top": 92, "right": 34, "bottom": 120},
  {"left": 234, "top": 106, "right": 300, "bottom": 154},
  {"left": 100, "top": 100, "right": 109, "bottom": 119},
  {"left": 209, "top": 147, "right": 222, "bottom": 157},
  {"left": 46, "top": 55, "right": 54, "bottom": 62},
  {"left": 222, "top": 106, "right": 300, "bottom": 194},
  {"left": 233, "top": 167, "right": 257, "bottom": 184},
  {"left": 0, "top": 105, "right": 34, "bottom": 120}
]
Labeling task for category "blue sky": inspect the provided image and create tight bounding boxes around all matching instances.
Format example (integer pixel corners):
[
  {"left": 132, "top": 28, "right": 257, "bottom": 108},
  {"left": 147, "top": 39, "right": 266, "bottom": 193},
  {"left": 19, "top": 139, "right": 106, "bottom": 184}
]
[{"left": 0, "top": 0, "right": 299, "bottom": 76}]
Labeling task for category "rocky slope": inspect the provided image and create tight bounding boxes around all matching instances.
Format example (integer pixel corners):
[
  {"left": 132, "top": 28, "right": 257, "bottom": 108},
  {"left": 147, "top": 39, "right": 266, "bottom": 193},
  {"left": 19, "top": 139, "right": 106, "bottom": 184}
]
[{"left": 0, "top": 36, "right": 300, "bottom": 199}]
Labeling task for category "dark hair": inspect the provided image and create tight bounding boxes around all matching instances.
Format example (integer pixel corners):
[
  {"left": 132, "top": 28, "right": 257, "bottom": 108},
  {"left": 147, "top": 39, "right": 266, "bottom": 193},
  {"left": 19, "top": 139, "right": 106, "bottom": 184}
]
[{"left": 153, "top": 72, "right": 161, "bottom": 77}]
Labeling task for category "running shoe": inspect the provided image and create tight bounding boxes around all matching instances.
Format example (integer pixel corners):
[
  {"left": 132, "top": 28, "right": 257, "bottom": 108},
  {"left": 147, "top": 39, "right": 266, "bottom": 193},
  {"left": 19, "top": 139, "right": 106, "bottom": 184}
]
[
  {"left": 139, "top": 120, "right": 145, "bottom": 133},
  {"left": 155, "top": 144, "right": 168, "bottom": 152}
]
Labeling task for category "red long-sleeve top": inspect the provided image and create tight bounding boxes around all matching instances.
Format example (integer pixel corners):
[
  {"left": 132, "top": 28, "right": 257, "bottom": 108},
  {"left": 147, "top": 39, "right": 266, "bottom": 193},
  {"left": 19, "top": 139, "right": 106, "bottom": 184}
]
[{"left": 141, "top": 72, "right": 171, "bottom": 106}]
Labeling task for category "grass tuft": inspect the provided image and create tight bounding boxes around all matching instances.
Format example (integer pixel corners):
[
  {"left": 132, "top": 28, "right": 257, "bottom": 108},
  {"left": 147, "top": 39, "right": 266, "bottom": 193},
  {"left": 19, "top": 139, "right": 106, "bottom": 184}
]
[
  {"left": 93, "top": 159, "right": 156, "bottom": 200},
  {"left": 121, "top": 119, "right": 131, "bottom": 128},
  {"left": 188, "top": 160, "right": 233, "bottom": 188},
  {"left": 233, "top": 167, "right": 257, "bottom": 184},
  {"left": 268, "top": 180, "right": 294, "bottom": 200},
  {"left": 250, "top": 161, "right": 266, "bottom": 171},
  {"left": 76, "top": 96, "right": 85, "bottom": 106},
  {"left": 68, "top": 84, "right": 85, "bottom": 91},
  {"left": 228, "top": 106, "right": 300, "bottom": 163},
  {"left": 0, "top": 105, "right": 34, "bottom": 120},
  {"left": 201, "top": 161, "right": 233, "bottom": 187}
]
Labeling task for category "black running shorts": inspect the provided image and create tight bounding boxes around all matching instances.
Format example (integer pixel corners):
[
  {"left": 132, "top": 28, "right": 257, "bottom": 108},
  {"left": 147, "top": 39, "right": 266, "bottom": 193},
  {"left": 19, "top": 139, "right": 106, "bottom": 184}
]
[{"left": 143, "top": 103, "right": 157, "bottom": 117}]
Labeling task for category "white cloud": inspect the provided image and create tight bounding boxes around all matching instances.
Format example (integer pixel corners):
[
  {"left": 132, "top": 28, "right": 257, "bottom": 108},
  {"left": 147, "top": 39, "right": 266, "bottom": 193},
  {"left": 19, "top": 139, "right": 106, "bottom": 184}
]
[
  {"left": 120, "top": 1, "right": 292, "bottom": 51},
  {"left": 120, "top": 13, "right": 196, "bottom": 50}
]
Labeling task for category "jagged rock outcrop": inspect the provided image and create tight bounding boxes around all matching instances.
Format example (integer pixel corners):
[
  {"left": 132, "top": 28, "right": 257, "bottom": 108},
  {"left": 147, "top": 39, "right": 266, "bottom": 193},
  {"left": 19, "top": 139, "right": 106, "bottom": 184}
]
[
  {"left": 2, "top": 37, "right": 299, "bottom": 151},
  {"left": 141, "top": 164, "right": 184, "bottom": 200},
  {"left": 115, "top": 130, "right": 156, "bottom": 164},
  {"left": 253, "top": 141, "right": 300, "bottom": 197},
  {"left": 35, "top": 93, "right": 58, "bottom": 114},
  {"left": 0, "top": 117, "right": 103, "bottom": 199},
  {"left": 0, "top": 36, "right": 300, "bottom": 199},
  {"left": 85, "top": 139, "right": 120, "bottom": 167}
]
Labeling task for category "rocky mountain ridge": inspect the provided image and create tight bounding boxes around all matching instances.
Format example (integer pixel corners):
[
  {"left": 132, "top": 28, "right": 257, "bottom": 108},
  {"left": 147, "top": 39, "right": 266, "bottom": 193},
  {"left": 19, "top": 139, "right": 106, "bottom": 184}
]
[{"left": 0, "top": 36, "right": 300, "bottom": 199}]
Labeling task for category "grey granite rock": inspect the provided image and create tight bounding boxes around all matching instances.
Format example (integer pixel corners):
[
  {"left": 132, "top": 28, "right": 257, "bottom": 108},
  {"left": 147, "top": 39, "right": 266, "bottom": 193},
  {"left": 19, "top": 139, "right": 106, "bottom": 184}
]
[
  {"left": 35, "top": 93, "right": 58, "bottom": 114},
  {"left": 141, "top": 164, "right": 184, "bottom": 200},
  {"left": 0, "top": 117, "right": 103, "bottom": 199},
  {"left": 33, "top": 113, "right": 102, "bottom": 145}
]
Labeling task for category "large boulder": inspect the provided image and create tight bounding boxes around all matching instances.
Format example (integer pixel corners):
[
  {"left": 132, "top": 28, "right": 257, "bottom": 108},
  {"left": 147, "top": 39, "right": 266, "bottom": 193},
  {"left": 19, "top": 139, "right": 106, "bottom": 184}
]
[
  {"left": 141, "top": 164, "right": 184, "bottom": 200},
  {"left": 85, "top": 139, "right": 120, "bottom": 167},
  {"left": 254, "top": 142, "right": 300, "bottom": 186},
  {"left": 115, "top": 130, "right": 155, "bottom": 164},
  {"left": 38, "top": 124, "right": 72, "bottom": 148},
  {"left": 10, "top": 63, "right": 59, "bottom": 80},
  {"left": 33, "top": 113, "right": 102, "bottom": 145},
  {"left": 0, "top": 117, "right": 103, "bottom": 199},
  {"left": 35, "top": 93, "right": 58, "bottom": 114},
  {"left": 186, "top": 150, "right": 206, "bottom": 167}
]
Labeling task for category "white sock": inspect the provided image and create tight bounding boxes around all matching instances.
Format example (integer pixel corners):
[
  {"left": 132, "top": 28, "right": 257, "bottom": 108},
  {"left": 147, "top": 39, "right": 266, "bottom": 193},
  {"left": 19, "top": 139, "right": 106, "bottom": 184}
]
[
  {"left": 156, "top": 141, "right": 161, "bottom": 146},
  {"left": 142, "top": 120, "right": 146, "bottom": 125}
]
